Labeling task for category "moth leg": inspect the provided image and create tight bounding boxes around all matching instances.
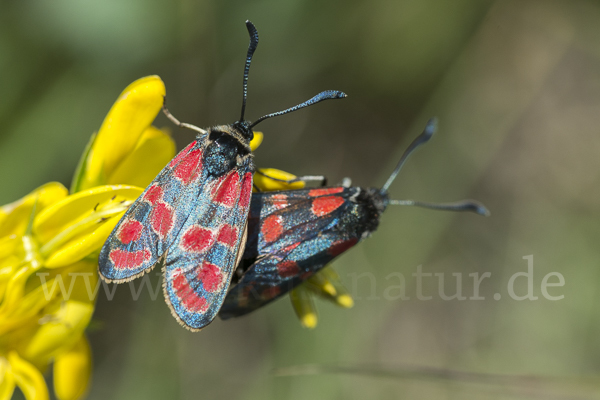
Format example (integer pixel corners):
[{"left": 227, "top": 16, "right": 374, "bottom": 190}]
[
  {"left": 162, "top": 96, "right": 208, "bottom": 135},
  {"left": 255, "top": 170, "right": 328, "bottom": 186}
]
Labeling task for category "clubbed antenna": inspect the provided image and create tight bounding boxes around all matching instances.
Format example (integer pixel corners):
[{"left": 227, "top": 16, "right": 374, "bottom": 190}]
[
  {"left": 383, "top": 118, "right": 489, "bottom": 217},
  {"left": 389, "top": 199, "right": 490, "bottom": 216},
  {"left": 240, "top": 20, "right": 259, "bottom": 122},
  {"left": 381, "top": 118, "right": 436, "bottom": 192},
  {"left": 249, "top": 90, "right": 347, "bottom": 129}
]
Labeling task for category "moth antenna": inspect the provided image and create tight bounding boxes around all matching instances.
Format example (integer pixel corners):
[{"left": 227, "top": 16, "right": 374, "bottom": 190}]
[
  {"left": 381, "top": 118, "right": 437, "bottom": 192},
  {"left": 240, "top": 20, "right": 259, "bottom": 122},
  {"left": 162, "top": 97, "right": 207, "bottom": 135},
  {"left": 389, "top": 199, "right": 490, "bottom": 216},
  {"left": 249, "top": 90, "right": 347, "bottom": 129}
]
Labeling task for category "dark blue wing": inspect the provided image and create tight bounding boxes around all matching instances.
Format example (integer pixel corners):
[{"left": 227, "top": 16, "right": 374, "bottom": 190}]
[{"left": 219, "top": 186, "right": 370, "bottom": 319}]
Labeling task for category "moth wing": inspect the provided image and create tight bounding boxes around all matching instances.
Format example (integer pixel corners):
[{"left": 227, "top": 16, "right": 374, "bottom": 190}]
[
  {"left": 162, "top": 168, "right": 253, "bottom": 331},
  {"left": 220, "top": 187, "right": 360, "bottom": 318},
  {"left": 98, "top": 140, "right": 206, "bottom": 283}
]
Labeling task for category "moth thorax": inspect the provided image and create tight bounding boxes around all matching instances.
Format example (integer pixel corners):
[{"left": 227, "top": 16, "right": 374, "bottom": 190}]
[{"left": 205, "top": 130, "right": 249, "bottom": 177}]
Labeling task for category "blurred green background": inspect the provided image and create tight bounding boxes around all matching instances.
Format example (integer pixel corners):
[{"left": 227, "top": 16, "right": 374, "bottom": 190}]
[{"left": 3, "top": 0, "right": 600, "bottom": 398}]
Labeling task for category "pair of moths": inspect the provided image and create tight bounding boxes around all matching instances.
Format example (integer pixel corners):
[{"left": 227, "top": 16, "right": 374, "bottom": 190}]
[{"left": 98, "top": 21, "right": 487, "bottom": 331}]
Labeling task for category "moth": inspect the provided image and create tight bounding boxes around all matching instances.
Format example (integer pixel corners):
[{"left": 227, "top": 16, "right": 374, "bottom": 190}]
[
  {"left": 98, "top": 21, "right": 346, "bottom": 331},
  {"left": 219, "top": 118, "right": 489, "bottom": 319}
]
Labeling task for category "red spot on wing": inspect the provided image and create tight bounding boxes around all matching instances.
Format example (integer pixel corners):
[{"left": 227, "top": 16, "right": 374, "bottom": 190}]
[
  {"left": 197, "top": 262, "right": 224, "bottom": 292},
  {"left": 328, "top": 238, "right": 359, "bottom": 256},
  {"left": 181, "top": 226, "right": 214, "bottom": 253},
  {"left": 261, "top": 215, "right": 283, "bottom": 243},
  {"left": 213, "top": 171, "right": 240, "bottom": 207},
  {"left": 117, "top": 219, "right": 144, "bottom": 244},
  {"left": 277, "top": 260, "right": 300, "bottom": 278},
  {"left": 151, "top": 202, "right": 174, "bottom": 238},
  {"left": 174, "top": 149, "right": 203, "bottom": 184},
  {"left": 144, "top": 185, "right": 164, "bottom": 205},
  {"left": 217, "top": 224, "right": 238, "bottom": 247},
  {"left": 308, "top": 187, "right": 344, "bottom": 197},
  {"left": 109, "top": 249, "right": 151, "bottom": 270},
  {"left": 169, "top": 142, "right": 196, "bottom": 168},
  {"left": 261, "top": 286, "right": 281, "bottom": 300},
  {"left": 312, "top": 196, "right": 345, "bottom": 217},
  {"left": 271, "top": 194, "right": 288, "bottom": 210},
  {"left": 238, "top": 172, "right": 253, "bottom": 208},
  {"left": 172, "top": 272, "right": 209, "bottom": 313},
  {"left": 281, "top": 242, "right": 300, "bottom": 252}
]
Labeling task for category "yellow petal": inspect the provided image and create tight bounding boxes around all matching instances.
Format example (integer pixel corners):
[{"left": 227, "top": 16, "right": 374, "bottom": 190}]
[
  {"left": 333, "top": 292, "right": 354, "bottom": 308},
  {"left": 23, "top": 259, "right": 97, "bottom": 361},
  {"left": 253, "top": 168, "right": 306, "bottom": 192},
  {"left": 307, "top": 271, "right": 337, "bottom": 297},
  {"left": 53, "top": 335, "right": 92, "bottom": 400},
  {"left": 0, "top": 235, "right": 19, "bottom": 260},
  {"left": 0, "top": 183, "right": 68, "bottom": 239},
  {"left": 70, "top": 132, "right": 97, "bottom": 194},
  {"left": 0, "top": 237, "right": 43, "bottom": 328},
  {"left": 0, "top": 259, "right": 97, "bottom": 334},
  {"left": 306, "top": 267, "right": 354, "bottom": 308},
  {"left": 45, "top": 212, "right": 124, "bottom": 268},
  {"left": 289, "top": 285, "right": 318, "bottom": 329},
  {"left": 24, "top": 301, "right": 95, "bottom": 362},
  {"left": 8, "top": 352, "right": 49, "bottom": 400},
  {"left": 0, "top": 262, "right": 33, "bottom": 323},
  {"left": 0, "top": 236, "right": 21, "bottom": 299},
  {"left": 249, "top": 131, "right": 263, "bottom": 151},
  {"left": 33, "top": 185, "right": 143, "bottom": 246},
  {"left": 80, "top": 76, "right": 166, "bottom": 190},
  {"left": 0, "top": 274, "right": 49, "bottom": 335},
  {"left": 107, "top": 126, "right": 176, "bottom": 187},
  {"left": 0, "top": 358, "right": 16, "bottom": 400},
  {"left": 0, "top": 283, "right": 53, "bottom": 334}
]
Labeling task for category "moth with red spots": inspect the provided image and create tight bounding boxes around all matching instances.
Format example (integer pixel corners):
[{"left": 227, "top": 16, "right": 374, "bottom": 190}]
[
  {"left": 98, "top": 21, "right": 346, "bottom": 331},
  {"left": 219, "top": 119, "right": 489, "bottom": 319}
]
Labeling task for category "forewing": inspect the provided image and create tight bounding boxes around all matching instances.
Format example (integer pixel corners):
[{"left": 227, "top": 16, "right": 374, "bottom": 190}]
[
  {"left": 163, "top": 168, "right": 253, "bottom": 330},
  {"left": 220, "top": 187, "right": 361, "bottom": 319},
  {"left": 98, "top": 140, "right": 207, "bottom": 282}
]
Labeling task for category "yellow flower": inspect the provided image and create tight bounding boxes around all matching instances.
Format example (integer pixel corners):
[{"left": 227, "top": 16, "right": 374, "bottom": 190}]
[
  {"left": 252, "top": 168, "right": 304, "bottom": 192},
  {"left": 0, "top": 69, "right": 345, "bottom": 400},
  {"left": 72, "top": 75, "right": 173, "bottom": 192},
  {"left": 0, "top": 76, "right": 175, "bottom": 400},
  {"left": 289, "top": 259, "right": 355, "bottom": 330},
  {"left": 251, "top": 169, "right": 354, "bottom": 329}
]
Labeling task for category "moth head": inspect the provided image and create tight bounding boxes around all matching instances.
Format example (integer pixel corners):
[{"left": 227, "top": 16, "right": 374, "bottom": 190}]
[{"left": 231, "top": 120, "right": 253, "bottom": 142}]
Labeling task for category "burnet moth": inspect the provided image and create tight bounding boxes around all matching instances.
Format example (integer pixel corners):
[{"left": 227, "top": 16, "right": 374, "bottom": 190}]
[
  {"left": 219, "top": 118, "right": 489, "bottom": 319},
  {"left": 98, "top": 21, "right": 346, "bottom": 331}
]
